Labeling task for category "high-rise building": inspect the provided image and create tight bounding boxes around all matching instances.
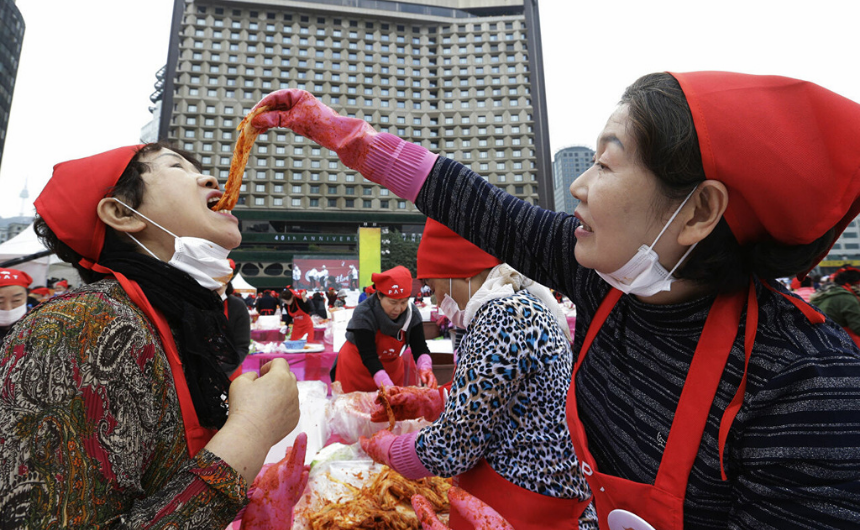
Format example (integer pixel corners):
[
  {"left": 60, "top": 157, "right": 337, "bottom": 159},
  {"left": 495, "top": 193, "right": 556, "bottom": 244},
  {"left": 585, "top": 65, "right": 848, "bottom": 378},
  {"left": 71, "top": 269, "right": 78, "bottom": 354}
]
[
  {"left": 0, "top": 0, "right": 25, "bottom": 172},
  {"left": 552, "top": 145, "right": 593, "bottom": 214},
  {"left": 149, "top": 0, "right": 550, "bottom": 288}
]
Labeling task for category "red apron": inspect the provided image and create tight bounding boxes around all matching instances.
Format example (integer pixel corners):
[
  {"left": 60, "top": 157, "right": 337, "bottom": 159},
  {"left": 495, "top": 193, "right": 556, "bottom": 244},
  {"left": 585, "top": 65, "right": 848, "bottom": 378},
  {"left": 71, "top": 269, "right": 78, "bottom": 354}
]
[
  {"left": 452, "top": 459, "right": 590, "bottom": 530},
  {"left": 89, "top": 263, "right": 216, "bottom": 457},
  {"left": 566, "top": 284, "right": 759, "bottom": 530},
  {"left": 287, "top": 303, "right": 314, "bottom": 341},
  {"left": 335, "top": 330, "right": 407, "bottom": 393}
]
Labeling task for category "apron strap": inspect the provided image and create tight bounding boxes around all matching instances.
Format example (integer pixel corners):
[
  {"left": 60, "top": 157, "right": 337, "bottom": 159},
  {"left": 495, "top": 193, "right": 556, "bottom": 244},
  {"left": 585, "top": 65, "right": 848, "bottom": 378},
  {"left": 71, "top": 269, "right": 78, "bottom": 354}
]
[{"left": 655, "top": 285, "right": 746, "bottom": 491}]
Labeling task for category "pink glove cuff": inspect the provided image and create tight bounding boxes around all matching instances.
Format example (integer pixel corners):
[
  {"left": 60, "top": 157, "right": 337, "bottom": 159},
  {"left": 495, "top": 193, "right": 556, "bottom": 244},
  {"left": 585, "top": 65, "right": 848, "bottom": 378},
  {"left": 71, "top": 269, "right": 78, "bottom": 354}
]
[
  {"left": 388, "top": 431, "right": 433, "bottom": 480},
  {"left": 416, "top": 354, "right": 433, "bottom": 371},
  {"left": 373, "top": 370, "right": 394, "bottom": 388},
  {"left": 362, "top": 133, "right": 437, "bottom": 203}
]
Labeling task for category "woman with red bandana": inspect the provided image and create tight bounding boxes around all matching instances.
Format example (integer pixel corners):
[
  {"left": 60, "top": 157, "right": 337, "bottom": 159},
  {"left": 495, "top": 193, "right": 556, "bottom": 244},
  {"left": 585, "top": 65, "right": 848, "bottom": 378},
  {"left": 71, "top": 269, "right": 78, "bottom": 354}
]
[
  {"left": 361, "top": 219, "right": 595, "bottom": 530},
  {"left": 280, "top": 287, "right": 314, "bottom": 340},
  {"left": 333, "top": 265, "right": 435, "bottom": 393},
  {"left": 249, "top": 72, "right": 860, "bottom": 529},
  {"left": 0, "top": 267, "right": 32, "bottom": 343},
  {"left": 0, "top": 143, "right": 304, "bottom": 528}
]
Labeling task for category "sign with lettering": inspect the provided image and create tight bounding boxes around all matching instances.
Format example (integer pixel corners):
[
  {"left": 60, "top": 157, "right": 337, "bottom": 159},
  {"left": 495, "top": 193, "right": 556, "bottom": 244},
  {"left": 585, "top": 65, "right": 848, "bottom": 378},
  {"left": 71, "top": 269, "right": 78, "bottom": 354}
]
[{"left": 241, "top": 233, "right": 358, "bottom": 244}]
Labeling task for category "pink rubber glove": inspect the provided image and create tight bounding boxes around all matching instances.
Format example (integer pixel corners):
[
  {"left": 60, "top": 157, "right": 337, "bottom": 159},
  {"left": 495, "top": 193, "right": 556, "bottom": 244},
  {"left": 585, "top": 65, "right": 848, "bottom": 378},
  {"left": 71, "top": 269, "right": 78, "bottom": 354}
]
[
  {"left": 239, "top": 432, "right": 309, "bottom": 530},
  {"left": 370, "top": 386, "right": 445, "bottom": 423},
  {"left": 416, "top": 354, "right": 438, "bottom": 389},
  {"left": 359, "top": 429, "right": 397, "bottom": 467},
  {"left": 250, "top": 89, "right": 436, "bottom": 202},
  {"left": 413, "top": 487, "right": 515, "bottom": 530},
  {"left": 373, "top": 369, "right": 395, "bottom": 389},
  {"left": 250, "top": 89, "right": 377, "bottom": 173}
]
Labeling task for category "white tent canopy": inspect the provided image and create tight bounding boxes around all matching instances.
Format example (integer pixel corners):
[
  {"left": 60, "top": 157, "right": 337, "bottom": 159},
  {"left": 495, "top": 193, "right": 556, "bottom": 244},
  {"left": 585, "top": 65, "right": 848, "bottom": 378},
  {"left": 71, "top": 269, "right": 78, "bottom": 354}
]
[
  {"left": 0, "top": 224, "right": 80, "bottom": 288},
  {"left": 231, "top": 272, "right": 257, "bottom": 295}
]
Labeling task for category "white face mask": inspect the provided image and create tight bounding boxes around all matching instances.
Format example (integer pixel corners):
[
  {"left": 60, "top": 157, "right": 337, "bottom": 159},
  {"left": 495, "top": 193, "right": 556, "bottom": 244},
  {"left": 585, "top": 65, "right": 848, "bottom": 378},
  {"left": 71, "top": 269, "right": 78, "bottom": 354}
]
[
  {"left": 112, "top": 199, "right": 233, "bottom": 291},
  {"left": 0, "top": 304, "right": 27, "bottom": 327},
  {"left": 439, "top": 277, "right": 470, "bottom": 329},
  {"left": 596, "top": 189, "right": 698, "bottom": 297}
]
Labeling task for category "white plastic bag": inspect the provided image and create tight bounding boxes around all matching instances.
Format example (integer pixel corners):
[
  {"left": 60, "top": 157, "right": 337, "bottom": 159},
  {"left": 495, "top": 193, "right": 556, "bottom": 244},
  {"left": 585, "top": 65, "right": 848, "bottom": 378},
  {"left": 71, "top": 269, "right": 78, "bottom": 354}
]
[{"left": 324, "top": 382, "right": 431, "bottom": 444}]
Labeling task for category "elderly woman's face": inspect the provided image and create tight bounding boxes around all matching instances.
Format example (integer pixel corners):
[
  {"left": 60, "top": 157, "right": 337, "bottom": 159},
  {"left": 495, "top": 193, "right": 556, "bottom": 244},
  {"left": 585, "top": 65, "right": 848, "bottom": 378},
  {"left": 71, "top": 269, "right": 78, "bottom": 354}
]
[
  {"left": 569, "top": 105, "right": 689, "bottom": 275},
  {"left": 134, "top": 149, "right": 241, "bottom": 259},
  {"left": 379, "top": 294, "right": 409, "bottom": 320},
  {"left": 0, "top": 285, "right": 27, "bottom": 311}
]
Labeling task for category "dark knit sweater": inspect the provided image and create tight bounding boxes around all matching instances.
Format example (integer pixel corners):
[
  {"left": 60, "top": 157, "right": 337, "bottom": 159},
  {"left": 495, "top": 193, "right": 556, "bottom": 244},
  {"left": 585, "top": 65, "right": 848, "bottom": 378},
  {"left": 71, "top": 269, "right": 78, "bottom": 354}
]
[{"left": 416, "top": 156, "right": 860, "bottom": 529}]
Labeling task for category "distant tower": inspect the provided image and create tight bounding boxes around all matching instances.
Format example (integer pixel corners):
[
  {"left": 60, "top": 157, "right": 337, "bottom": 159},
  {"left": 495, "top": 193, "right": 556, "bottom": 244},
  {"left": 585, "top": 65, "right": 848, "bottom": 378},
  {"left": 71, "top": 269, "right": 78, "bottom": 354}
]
[
  {"left": 18, "top": 176, "right": 28, "bottom": 216},
  {"left": 0, "top": 0, "right": 25, "bottom": 172},
  {"left": 553, "top": 146, "right": 595, "bottom": 214}
]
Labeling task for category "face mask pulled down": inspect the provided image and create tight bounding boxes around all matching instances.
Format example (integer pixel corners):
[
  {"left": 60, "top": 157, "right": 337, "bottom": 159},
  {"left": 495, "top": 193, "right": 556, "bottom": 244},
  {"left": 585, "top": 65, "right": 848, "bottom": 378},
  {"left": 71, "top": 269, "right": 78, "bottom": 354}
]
[
  {"left": 113, "top": 199, "right": 233, "bottom": 291},
  {"left": 596, "top": 189, "right": 698, "bottom": 297},
  {"left": 0, "top": 304, "right": 27, "bottom": 327},
  {"left": 439, "top": 278, "right": 470, "bottom": 329}
]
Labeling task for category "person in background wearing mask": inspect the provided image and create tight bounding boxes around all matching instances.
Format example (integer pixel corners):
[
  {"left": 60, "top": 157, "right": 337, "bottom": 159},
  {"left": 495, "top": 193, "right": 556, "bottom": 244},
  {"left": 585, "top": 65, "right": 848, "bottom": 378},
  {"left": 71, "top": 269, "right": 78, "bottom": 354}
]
[
  {"left": 361, "top": 220, "right": 595, "bottom": 530},
  {"left": 0, "top": 268, "right": 32, "bottom": 343},
  {"left": 51, "top": 278, "right": 69, "bottom": 297},
  {"left": 249, "top": 72, "right": 860, "bottom": 528},
  {"left": 810, "top": 265, "right": 860, "bottom": 347},
  {"left": 0, "top": 143, "right": 303, "bottom": 528},
  {"left": 333, "top": 266, "right": 435, "bottom": 393}
]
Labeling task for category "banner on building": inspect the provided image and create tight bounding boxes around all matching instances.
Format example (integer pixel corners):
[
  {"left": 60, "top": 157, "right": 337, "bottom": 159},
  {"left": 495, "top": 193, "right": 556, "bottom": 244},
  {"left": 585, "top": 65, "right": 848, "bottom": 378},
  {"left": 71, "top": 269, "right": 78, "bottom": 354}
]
[
  {"left": 358, "top": 227, "right": 381, "bottom": 290},
  {"left": 291, "top": 255, "right": 359, "bottom": 292}
]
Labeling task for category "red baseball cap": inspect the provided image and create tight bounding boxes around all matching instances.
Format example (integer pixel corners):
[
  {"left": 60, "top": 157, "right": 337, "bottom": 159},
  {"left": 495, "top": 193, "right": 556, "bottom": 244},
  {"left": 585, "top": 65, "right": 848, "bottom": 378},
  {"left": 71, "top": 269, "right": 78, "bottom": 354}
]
[
  {"left": 0, "top": 268, "right": 33, "bottom": 289},
  {"left": 34, "top": 145, "right": 143, "bottom": 264},
  {"left": 371, "top": 265, "right": 412, "bottom": 299},
  {"left": 417, "top": 218, "right": 502, "bottom": 279},
  {"left": 670, "top": 72, "right": 860, "bottom": 275}
]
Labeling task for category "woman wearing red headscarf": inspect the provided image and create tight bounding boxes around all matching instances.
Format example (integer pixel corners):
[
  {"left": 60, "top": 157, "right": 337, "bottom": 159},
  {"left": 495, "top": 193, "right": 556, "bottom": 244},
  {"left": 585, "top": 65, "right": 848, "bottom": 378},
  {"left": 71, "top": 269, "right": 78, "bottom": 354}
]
[
  {"left": 361, "top": 220, "right": 595, "bottom": 530},
  {"left": 811, "top": 266, "right": 860, "bottom": 346},
  {"left": 0, "top": 143, "right": 303, "bottom": 528},
  {"left": 250, "top": 73, "right": 860, "bottom": 529},
  {"left": 0, "top": 267, "right": 32, "bottom": 343},
  {"left": 333, "top": 265, "right": 434, "bottom": 393},
  {"left": 280, "top": 287, "right": 314, "bottom": 340}
]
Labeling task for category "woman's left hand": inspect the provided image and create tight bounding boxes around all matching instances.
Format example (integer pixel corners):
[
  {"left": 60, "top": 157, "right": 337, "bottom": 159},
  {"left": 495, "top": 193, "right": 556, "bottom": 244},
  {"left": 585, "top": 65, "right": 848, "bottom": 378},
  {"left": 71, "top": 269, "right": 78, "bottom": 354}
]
[
  {"left": 239, "top": 432, "right": 309, "bottom": 529},
  {"left": 359, "top": 429, "right": 397, "bottom": 466}
]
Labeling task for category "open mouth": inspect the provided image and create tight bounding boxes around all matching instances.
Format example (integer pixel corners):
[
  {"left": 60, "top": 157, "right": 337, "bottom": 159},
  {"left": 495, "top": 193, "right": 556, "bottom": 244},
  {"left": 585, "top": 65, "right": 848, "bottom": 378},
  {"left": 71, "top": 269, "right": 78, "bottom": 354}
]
[{"left": 578, "top": 219, "right": 593, "bottom": 232}]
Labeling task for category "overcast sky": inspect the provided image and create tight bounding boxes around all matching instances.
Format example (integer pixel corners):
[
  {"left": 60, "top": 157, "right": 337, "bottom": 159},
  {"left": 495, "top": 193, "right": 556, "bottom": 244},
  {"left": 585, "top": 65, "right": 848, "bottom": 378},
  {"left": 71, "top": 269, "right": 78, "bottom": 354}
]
[{"left": 1, "top": 0, "right": 858, "bottom": 218}]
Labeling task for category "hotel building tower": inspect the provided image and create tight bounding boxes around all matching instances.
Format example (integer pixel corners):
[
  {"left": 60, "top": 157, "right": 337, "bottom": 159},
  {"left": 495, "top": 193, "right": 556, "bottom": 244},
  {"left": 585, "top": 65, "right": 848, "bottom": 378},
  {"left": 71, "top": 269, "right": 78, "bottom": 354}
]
[{"left": 151, "top": 0, "right": 550, "bottom": 287}]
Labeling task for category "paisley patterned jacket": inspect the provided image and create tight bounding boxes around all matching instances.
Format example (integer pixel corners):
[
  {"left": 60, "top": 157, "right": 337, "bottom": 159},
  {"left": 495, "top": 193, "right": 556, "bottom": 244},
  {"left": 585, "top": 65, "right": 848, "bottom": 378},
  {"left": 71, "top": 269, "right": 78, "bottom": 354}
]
[{"left": 0, "top": 279, "right": 247, "bottom": 528}]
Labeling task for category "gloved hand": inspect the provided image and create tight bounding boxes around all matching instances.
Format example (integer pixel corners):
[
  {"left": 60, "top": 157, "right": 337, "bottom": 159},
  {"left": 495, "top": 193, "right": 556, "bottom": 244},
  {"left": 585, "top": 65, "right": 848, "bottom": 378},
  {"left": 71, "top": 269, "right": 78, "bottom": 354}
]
[
  {"left": 250, "top": 89, "right": 436, "bottom": 202},
  {"left": 249, "top": 89, "right": 377, "bottom": 174},
  {"left": 373, "top": 369, "right": 395, "bottom": 389},
  {"left": 412, "top": 487, "right": 515, "bottom": 530},
  {"left": 371, "top": 386, "right": 445, "bottom": 423},
  {"left": 239, "top": 432, "right": 309, "bottom": 530},
  {"left": 416, "top": 354, "right": 438, "bottom": 389},
  {"left": 359, "top": 429, "right": 397, "bottom": 467}
]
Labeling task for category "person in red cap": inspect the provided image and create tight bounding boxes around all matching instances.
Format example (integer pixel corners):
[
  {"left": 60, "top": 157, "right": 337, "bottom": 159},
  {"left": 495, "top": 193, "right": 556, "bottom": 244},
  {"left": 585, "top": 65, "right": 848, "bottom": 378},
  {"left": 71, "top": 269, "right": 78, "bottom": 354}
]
[
  {"left": 0, "top": 143, "right": 303, "bottom": 528},
  {"left": 279, "top": 287, "right": 314, "bottom": 340},
  {"left": 333, "top": 265, "right": 434, "bottom": 393},
  {"left": 249, "top": 73, "right": 860, "bottom": 528},
  {"left": 0, "top": 267, "right": 32, "bottom": 342},
  {"left": 361, "top": 219, "right": 594, "bottom": 530}
]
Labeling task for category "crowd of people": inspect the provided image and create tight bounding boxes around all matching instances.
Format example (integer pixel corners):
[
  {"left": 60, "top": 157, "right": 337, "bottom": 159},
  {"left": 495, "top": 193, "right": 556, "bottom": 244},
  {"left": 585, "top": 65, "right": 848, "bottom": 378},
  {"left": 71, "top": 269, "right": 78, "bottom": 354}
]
[{"left": 1, "top": 68, "right": 859, "bottom": 529}]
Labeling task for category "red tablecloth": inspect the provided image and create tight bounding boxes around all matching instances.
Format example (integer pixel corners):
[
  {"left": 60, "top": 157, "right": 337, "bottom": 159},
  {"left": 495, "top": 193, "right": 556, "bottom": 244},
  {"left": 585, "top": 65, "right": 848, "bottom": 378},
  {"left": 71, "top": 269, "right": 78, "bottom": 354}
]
[
  {"left": 243, "top": 349, "right": 338, "bottom": 392},
  {"left": 250, "top": 329, "right": 285, "bottom": 342}
]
